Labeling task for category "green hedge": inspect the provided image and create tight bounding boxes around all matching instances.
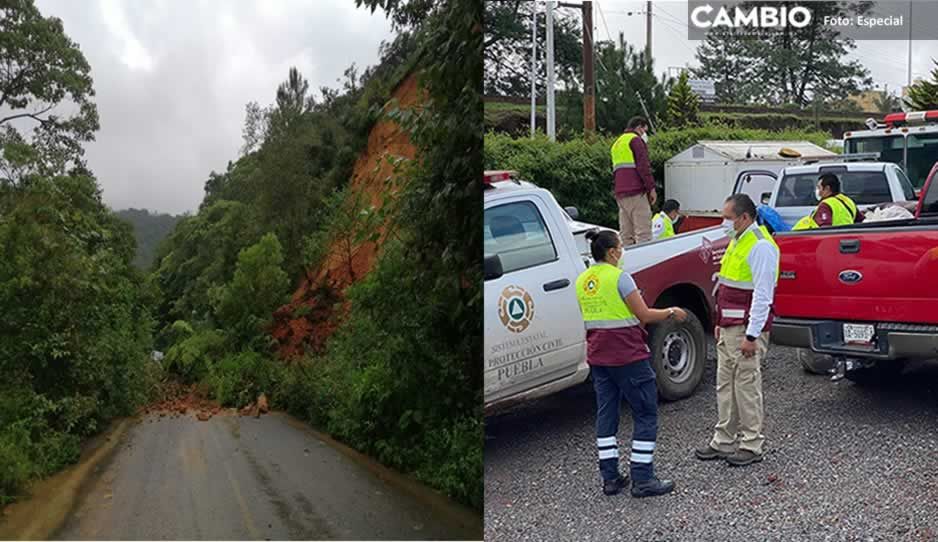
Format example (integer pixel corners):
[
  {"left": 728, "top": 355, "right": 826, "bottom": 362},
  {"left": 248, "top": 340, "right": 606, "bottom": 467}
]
[{"left": 484, "top": 127, "right": 833, "bottom": 228}]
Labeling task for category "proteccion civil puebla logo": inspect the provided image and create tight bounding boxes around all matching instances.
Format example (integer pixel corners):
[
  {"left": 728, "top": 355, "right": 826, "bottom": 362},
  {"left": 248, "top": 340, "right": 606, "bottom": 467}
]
[
  {"left": 582, "top": 272, "right": 601, "bottom": 297},
  {"left": 498, "top": 285, "right": 535, "bottom": 333}
]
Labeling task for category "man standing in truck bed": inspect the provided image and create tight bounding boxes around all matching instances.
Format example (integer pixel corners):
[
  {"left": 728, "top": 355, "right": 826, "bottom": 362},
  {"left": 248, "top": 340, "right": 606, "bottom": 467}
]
[{"left": 611, "top": 116, "right": 656, "bottom": 246}]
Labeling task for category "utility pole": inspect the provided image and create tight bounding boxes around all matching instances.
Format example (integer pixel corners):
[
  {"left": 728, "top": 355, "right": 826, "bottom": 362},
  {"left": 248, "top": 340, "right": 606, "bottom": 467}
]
[
  {"left": 907, "top": 1, "right": 913, "bottom": 90},
  {"left": 546, "top": 1, "right": 556, "bottom": 141},
  {"left": 645, "top": 0, "right": 652, "bottom": 64},
  {"left": 530, "top": 2, "right": 538, "bottom": 137},
  {"left": 582, "top": 1, "right": 595, "bottom": 136}
]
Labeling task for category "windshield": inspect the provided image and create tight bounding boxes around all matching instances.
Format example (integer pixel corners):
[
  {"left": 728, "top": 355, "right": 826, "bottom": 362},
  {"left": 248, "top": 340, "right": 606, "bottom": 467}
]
[
  {"left": 906, "top": 134, "right": 938, "bottom": 189},
  {"left": 845, "top": 133, "right": 938, "bottom": 188}
]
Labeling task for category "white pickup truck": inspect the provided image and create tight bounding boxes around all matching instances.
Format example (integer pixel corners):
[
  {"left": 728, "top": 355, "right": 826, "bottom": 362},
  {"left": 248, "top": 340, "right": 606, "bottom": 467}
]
[
  {"left": 483, "top": 171, "right": 731, "bottom": 414},
  {"left": 733, "top": 160, "right": 919, "bottom": 228}
]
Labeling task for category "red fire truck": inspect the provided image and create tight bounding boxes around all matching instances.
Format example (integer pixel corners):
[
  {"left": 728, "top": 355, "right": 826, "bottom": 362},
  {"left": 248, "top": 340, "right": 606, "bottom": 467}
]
[{"left": 844, "top": 110, "right": 938, "bottom": 190}]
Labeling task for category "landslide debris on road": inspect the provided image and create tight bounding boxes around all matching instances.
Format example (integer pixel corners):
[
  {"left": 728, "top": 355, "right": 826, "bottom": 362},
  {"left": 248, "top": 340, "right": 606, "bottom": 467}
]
[{"left": 141, "top": 381, "right": 227, "bottom": 421}]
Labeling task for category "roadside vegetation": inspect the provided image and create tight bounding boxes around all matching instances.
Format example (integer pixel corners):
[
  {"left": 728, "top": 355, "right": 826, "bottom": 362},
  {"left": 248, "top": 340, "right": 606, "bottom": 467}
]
[
  {"left": 1, "top": 0, "right": 481, "bottom": 511},
  {"left": 484, "top": 127, "right": 833, "bottom": 227}
]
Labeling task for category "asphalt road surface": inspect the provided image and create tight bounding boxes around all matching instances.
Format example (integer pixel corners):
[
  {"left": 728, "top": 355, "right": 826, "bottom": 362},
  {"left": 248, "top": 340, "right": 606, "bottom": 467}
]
[
  {"left": 55, "top": 411, "right": 480, "bottom": 540},
  {"left": 485, "top": 344, "right": 938, "bottom": 542}
]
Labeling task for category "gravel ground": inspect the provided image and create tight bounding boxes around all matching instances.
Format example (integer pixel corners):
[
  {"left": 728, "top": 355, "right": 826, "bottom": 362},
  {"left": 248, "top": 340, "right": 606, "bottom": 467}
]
[{"left": 484, "top": 343, "right": 938, "bottom": 542}]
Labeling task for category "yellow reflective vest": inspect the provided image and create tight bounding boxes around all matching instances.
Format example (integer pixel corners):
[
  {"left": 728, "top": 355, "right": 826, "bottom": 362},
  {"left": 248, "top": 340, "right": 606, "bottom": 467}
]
[
  {"left": 652, "top": 212, "right": 675, "bottom": 240},
  {"left": 575, "top": 263, "right": 640, "bottom": 330},
  {"left": 792, "top": 194, "right": 858, "bottom": 230},
  {"left": 719, "top": 225, "right": 780, "bottom": 288},
  {"left": 610, "top": 133, "right": 638, "bottom": 172}
]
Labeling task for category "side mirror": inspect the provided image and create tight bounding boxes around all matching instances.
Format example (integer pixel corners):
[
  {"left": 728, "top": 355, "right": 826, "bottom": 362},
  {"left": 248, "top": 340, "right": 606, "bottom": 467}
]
[
  {"left": 761, "top": 192, "right": 772, "bottom": 205},
  {"left": 564, "top": 206, "right": 579, "bottom": 220},
  {"left": 484, "top": 253, "right": 504, "bottom": 281}
]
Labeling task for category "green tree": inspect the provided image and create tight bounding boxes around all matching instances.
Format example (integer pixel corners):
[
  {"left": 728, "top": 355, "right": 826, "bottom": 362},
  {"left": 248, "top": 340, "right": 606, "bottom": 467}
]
[
  {"left": 212, "top": 233, "right": 290, "bottom": 349},
  {"left": 905, "top": 59, "right": 938, "bottom": 110},
  {"left": 592, "top": 41, "right": 669, "bottom": 135},
  {"left": 483, "top": 0, "right": 581, "bottom": 96},
  {"left": 694, "top": 1, "right": 874, "bottom": 107},
  {"left": 0, "top": 0, "right": 99, "bottom": 184},
  {"left": 665, "top": 71, "right": 701, "bottom": 129},
  {"left": 693, "top": 29, "right": 757, "bottom": 104},
  {"left": 874, "top": 86, "right": 900, "bottom": 114}
]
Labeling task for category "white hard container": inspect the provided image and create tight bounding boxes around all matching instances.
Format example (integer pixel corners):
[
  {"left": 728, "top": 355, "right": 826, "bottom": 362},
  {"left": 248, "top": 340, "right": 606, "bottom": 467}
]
[{"left": 665, "top": 140, "right": 836, "bottom": 212}]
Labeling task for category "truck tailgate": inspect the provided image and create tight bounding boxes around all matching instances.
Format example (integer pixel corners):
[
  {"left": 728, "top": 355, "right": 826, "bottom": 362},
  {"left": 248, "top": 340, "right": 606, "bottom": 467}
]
[{"left": 775, "top": 223, "right": 938, "bottom": 323}]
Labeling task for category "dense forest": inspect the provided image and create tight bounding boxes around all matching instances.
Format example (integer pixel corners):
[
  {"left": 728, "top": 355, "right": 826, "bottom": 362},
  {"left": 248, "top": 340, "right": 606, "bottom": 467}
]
[
  {"left": 114, "top": 208, "right": 183, "bottom": 269},
  {"left": 1, "top": 0, "right": 481, "bottom": 510}
]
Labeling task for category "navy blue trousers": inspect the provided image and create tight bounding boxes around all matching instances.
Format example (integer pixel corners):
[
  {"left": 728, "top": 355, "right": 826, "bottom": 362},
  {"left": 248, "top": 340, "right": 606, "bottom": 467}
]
[{"left": 591, "top": 359, "right": 658, "bottom": 482}]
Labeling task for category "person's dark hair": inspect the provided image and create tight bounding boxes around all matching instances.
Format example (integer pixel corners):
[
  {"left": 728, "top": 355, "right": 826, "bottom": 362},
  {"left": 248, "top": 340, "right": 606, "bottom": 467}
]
[
  {"left": 627, "top": 116, "right": 649, "bottom": 130},
  {"left": 662, "top": 199, "right": 680, "bottom": 214},
  {"left": 818, "top": 173, "right": 841, "bottom": 194},
  {"left": 724, "top": 193, "right": 757, "bottom": 220},
  {"left": 585, "top": 230, "right": 620, "bottom": 262}
]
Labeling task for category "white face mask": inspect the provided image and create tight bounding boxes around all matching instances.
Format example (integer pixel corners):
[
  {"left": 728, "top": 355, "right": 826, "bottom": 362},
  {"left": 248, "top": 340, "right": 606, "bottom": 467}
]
[
  {"left": 722, "top": 218, "right": 736, "bottom": 239},
  {"left": 815, "top": 189, "right": 822, "bottom": 201},
  {"left": 641, "top": 133, "right": 649, "bottom": 143}
]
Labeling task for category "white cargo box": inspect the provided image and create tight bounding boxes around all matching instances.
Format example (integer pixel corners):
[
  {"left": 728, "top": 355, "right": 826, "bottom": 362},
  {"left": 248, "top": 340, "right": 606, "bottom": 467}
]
[{"left": 665, "top": 140, "right": 836, "bottom": 212}]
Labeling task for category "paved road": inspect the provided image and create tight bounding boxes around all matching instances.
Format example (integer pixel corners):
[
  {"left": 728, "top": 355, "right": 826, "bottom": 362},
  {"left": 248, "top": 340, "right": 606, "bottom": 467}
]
[
  {"left": 56, "top": 411, "right": 480, "bottom": 540},
  {"left": 485, "top": 344, "right": 938, "bottom": 542}
]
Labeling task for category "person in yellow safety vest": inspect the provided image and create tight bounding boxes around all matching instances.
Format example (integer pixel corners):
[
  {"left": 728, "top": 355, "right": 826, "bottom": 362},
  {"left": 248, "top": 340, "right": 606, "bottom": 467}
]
[
  {"left": 651, "top": 199, "right": 681, "bottom": 240},
  {"left": 792, "top": 173, "right": 863, "bottom": 230},
  {"left": 610, "top": 117, "right": 656, "bottom": 246},
  {"left": 695, "top": 193, "right": 779, "bottom": 467},
  {"left": 574, "top": 229, "right": 687, "bottom": 498}
]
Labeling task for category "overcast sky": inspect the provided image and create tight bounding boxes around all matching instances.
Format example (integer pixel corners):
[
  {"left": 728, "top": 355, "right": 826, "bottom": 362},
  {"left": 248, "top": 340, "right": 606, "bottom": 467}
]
[
  {"left": 36, "top": 0, "right": 393, "bottom": 215},
  {"left": 589, "top": 1, "right": 937, "bottom": 94}
]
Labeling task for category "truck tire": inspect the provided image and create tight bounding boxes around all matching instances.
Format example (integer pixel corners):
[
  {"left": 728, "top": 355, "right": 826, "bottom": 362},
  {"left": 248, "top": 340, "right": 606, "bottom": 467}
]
[
  {"left": 844, "top": 360, "right": 906, "bottom": 386},
  {"left": 797, "top": 348, "right": 833, "bottom": 375},
  {"left": 649, "top": 310, "right": 706, "bottom": 401}
]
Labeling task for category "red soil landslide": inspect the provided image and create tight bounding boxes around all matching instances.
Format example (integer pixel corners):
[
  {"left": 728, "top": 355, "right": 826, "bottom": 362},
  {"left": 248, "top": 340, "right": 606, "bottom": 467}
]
[
  {"left": 272, "top": 73, "right": 423, "bottom": 359},
  {"left": 142, "top": 381, "right": 226, "bottom": 421}
]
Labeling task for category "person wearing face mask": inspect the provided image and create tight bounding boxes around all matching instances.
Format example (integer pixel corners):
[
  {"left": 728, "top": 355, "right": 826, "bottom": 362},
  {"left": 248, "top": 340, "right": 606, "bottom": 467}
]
[
  {"left": 695, "top": 194, "right": 779, "bottom": 467},
  {"left": 651, "top": 199, "right": 681, "bottom": 240},
  {"left": 610, "top": 116, "right": 656, "bottom": 246},
  {"left": 575, "top": 230, "right": 687, "bottom": 497},
  {"left": 792, "top": 173, "right": 862, "bottom": 230}
]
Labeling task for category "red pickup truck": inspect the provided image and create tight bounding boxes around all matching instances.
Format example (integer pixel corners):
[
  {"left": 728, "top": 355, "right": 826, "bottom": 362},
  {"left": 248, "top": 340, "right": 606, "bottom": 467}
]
[{"left": 771, "top": 162, "right": 938, "bottom": 382}]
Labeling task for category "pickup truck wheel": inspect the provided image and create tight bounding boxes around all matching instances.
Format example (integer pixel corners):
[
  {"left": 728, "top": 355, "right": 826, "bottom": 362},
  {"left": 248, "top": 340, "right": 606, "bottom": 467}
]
[
  {"left": 649, "top": 310, "right": 706, "bottom": 401},
  {"left": 844, "top": 360, "right": 907, "bottom": 385},
  {"left": 797, "top": 348, "right": 833, "bottom": 375}
]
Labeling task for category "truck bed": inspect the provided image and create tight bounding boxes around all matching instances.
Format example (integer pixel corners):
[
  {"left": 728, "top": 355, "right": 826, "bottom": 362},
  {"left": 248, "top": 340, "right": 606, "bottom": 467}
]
[{"left": 774, "top": 216, "right": 938, "bottom": 324}]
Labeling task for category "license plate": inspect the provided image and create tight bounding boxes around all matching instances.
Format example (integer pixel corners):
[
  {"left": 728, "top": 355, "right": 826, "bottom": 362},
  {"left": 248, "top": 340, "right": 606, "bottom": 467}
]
[{"left": 843, "top": 323, "right": 875, "bottom": 344}]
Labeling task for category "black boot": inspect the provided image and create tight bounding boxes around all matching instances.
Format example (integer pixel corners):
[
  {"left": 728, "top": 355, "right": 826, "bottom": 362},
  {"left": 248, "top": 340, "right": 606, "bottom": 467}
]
[
  {"left": 602, "top": 474, "right": 629, "bottom": 496},
  {"left": 631, "top": 477, "right": 675, "bottom": 498}
]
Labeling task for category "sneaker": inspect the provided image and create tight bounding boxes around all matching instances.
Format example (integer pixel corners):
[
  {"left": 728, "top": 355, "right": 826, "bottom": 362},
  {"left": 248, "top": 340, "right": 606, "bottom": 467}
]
[
  {"left": 631, "top": 478, "right": 675, "bottom": 498},
  {"left": 602, "top": 474, "right": 629, "bottom": 496},
  {"left": 694, "top": 444, "right": 732, "bottom": 461},
  {"left": 726, "top": 449, "right": 763, "bottom": 466}
]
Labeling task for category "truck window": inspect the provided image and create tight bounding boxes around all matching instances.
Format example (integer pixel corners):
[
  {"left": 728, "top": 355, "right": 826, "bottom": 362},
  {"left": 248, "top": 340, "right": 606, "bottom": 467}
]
[
  {"left": 484, "top": 201, "right": 558, "bottom": 274},
  {"left": 895, "top": 167, "right": 916, "bottom": 201},
  {"left": 905, "top": 134, "right": 938, "bottom": 189},
  {"left": 775, "top": 175, "right": 817, "bottom": 207},
  {"left": 776, "top": 172, "right": 890, "bottom": 206}
]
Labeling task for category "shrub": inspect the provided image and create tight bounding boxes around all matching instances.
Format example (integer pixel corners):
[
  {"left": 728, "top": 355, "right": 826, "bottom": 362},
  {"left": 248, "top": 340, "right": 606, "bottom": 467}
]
[
  {"left": 485, "top": 127, "right": 833, "bottom": 227},
  {"left": 207, "top": 351, "right": 282, "bottom": 408}
]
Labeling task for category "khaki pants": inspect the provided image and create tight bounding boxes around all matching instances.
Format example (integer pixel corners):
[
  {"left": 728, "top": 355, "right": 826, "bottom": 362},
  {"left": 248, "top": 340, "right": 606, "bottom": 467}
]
[
  {"left": 709, "top": 325, "right": 769, "bottom": 455},
  {"left": 616, "top": 193, "right": 652, "bottom": 246}
]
